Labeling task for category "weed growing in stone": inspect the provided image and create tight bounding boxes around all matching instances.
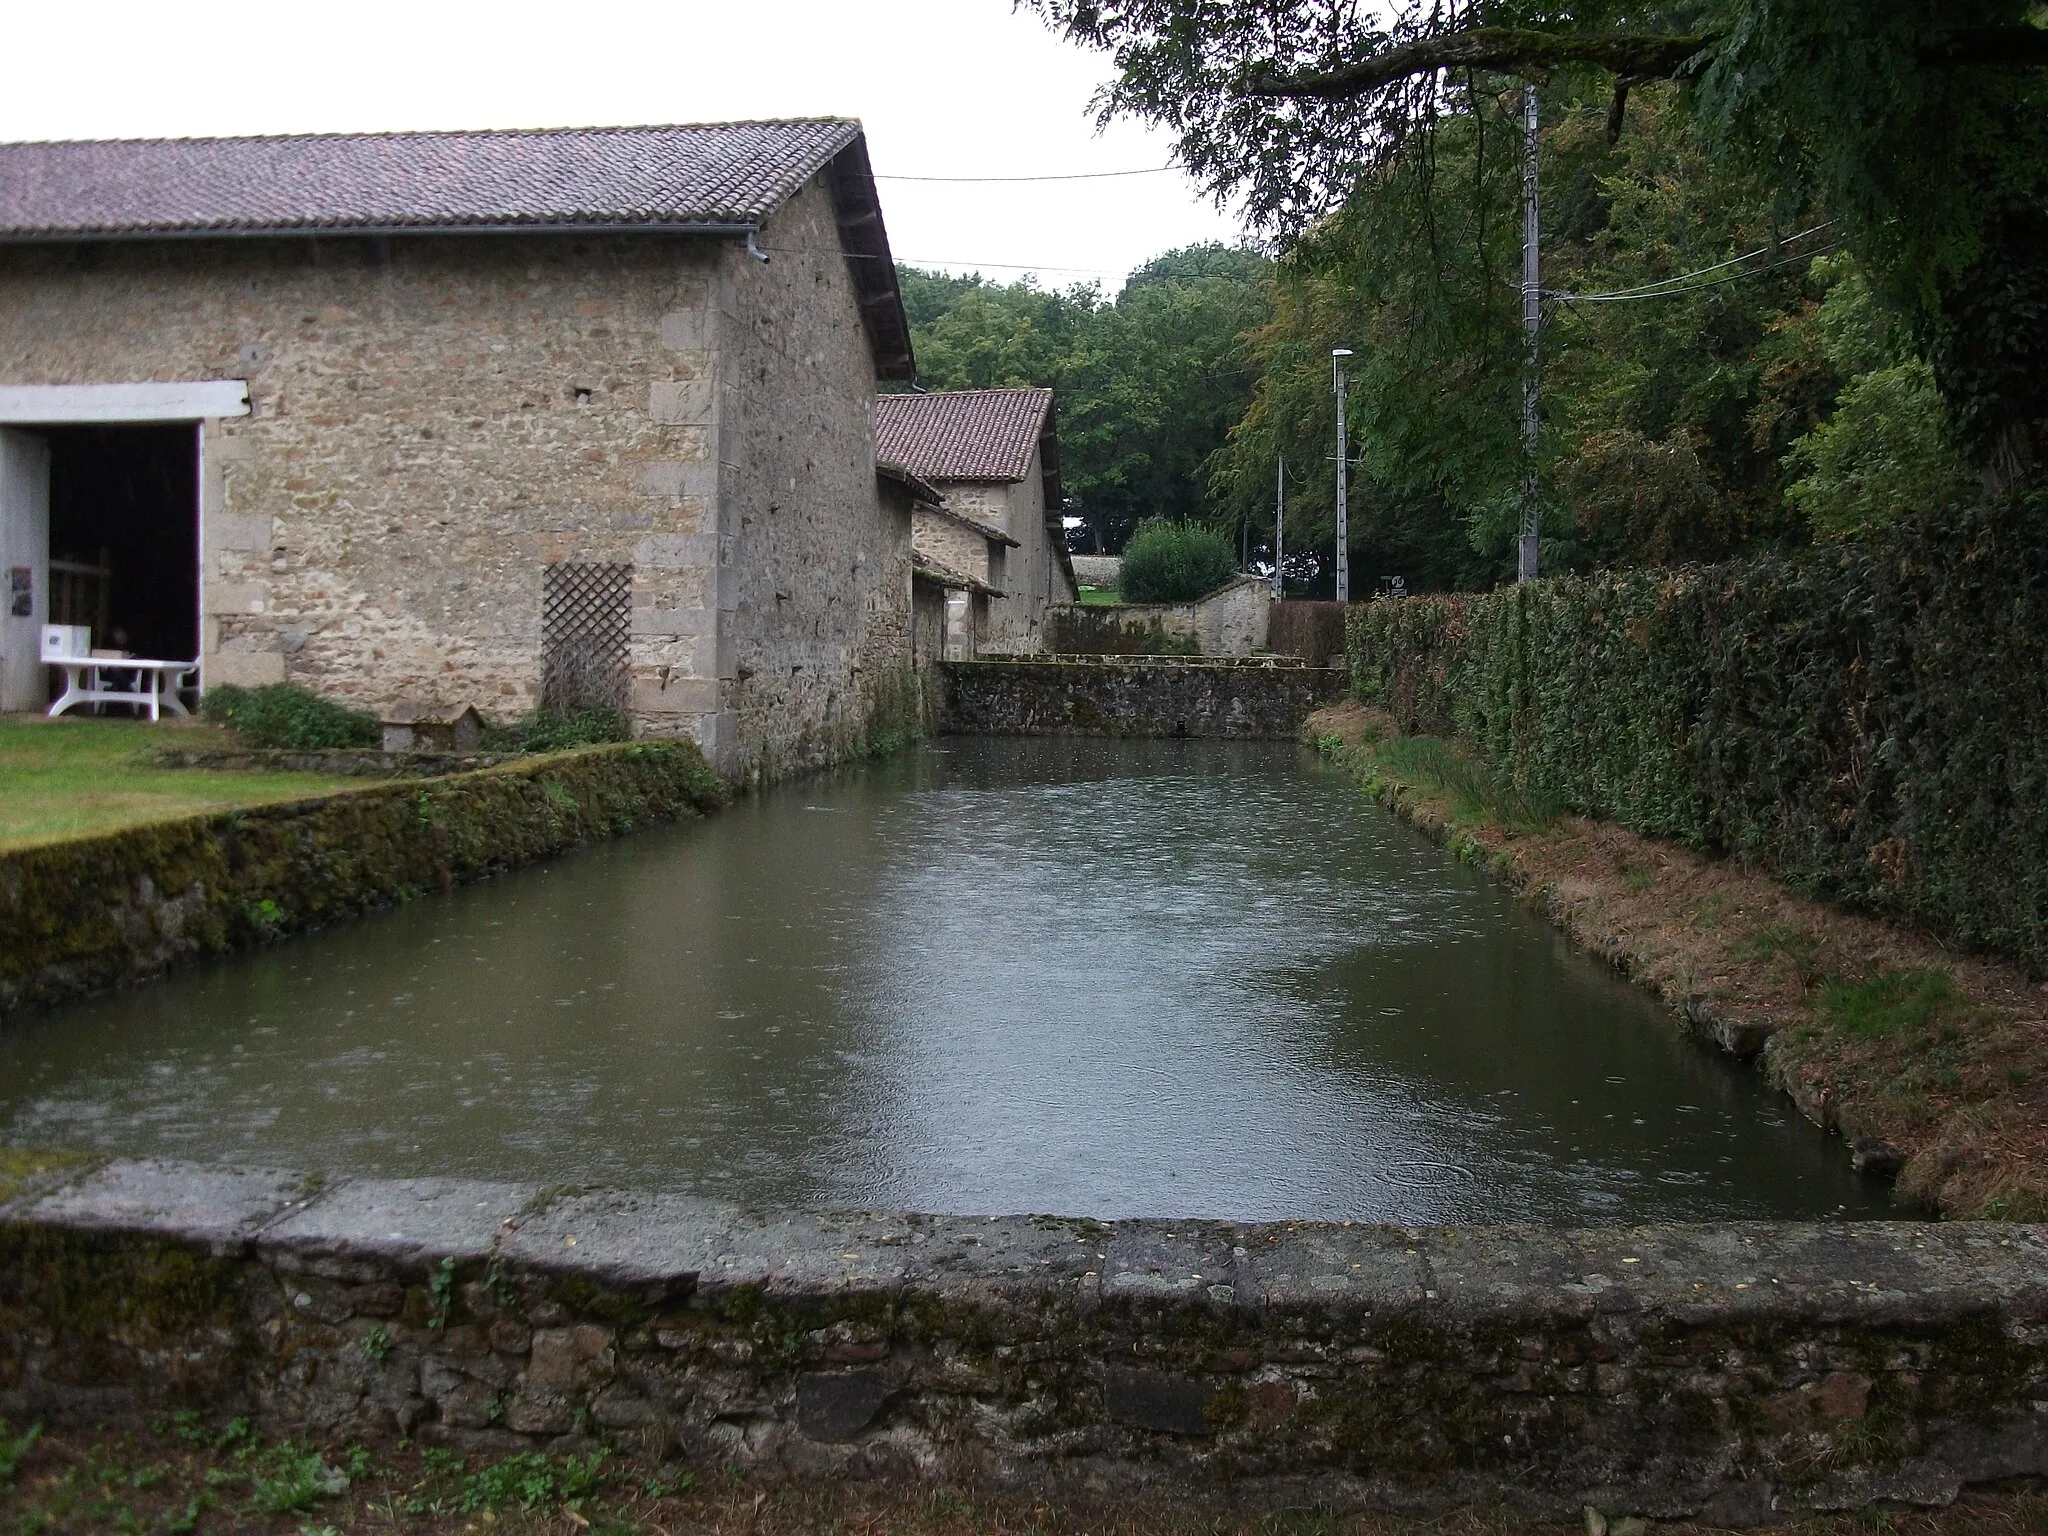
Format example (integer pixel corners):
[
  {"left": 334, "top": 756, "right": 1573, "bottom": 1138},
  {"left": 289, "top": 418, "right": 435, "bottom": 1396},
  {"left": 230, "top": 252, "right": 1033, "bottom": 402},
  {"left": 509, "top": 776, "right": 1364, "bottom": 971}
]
[
  {"left": 0, "top": 1420, "right": 38, "bottom": 1484},
  {"left": 426, "top": 1255, "right": 457, "bottom": 1329},
  {"left": 247, "top": 1443, "right": 350, "bottom": 1515},
  {"left": 361, "top": 1323, "right": 393, "bottom": 1363},
  {"left": 455, "top": 1449, "right": 607, "bottom": 1514}
]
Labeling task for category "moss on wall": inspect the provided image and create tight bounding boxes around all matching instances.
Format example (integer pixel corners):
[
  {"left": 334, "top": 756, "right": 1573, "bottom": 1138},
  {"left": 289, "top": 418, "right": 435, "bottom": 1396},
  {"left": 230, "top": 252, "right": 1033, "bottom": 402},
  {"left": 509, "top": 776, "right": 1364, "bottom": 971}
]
[{"left": 0, "top": 742, "right": 729, "bottom": 1017}]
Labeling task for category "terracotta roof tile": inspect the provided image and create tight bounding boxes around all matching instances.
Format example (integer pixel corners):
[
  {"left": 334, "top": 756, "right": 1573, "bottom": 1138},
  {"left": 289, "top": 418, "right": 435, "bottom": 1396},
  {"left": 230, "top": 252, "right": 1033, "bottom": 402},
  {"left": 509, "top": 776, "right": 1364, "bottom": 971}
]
[
  {"left": 0, "top": 120, "right": 861, "bottom": 237},
  {"left": 873, "top": 388, "right": 1053, "bottom": 484}
]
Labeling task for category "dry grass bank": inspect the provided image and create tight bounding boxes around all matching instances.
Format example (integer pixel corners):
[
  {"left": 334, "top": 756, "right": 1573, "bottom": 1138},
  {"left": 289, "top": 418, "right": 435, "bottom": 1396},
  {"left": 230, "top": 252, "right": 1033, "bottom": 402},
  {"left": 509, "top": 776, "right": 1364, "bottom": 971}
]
[{"left": 1308, "top": 700, "right": 2048, "bottom": 1220}]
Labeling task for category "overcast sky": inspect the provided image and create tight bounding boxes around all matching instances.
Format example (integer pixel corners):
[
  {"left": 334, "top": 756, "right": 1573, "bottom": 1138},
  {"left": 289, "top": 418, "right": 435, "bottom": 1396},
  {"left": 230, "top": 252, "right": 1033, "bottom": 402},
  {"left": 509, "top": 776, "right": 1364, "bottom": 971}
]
[{"left": 0, "top": 0, "right": 1247, "bottom": 292}]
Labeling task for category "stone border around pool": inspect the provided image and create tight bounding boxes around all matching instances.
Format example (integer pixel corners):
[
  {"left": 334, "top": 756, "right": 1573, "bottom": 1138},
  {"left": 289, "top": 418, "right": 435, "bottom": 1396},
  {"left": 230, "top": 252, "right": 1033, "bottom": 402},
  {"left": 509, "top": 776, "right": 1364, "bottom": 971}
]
[
  {"left": 1, "top": 1158, "right": 2043, "bottom": 1525},
  {"left": 0, "top": 741, "right": 728, "bottom": 1019}
]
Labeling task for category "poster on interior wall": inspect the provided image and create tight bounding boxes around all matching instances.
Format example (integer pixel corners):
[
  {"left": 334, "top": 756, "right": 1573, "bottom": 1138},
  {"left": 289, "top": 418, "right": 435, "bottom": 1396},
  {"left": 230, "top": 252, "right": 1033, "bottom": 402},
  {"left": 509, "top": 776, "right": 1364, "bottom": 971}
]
[{"left": 7, "top": 567, "right": 30, "bottom": 618}]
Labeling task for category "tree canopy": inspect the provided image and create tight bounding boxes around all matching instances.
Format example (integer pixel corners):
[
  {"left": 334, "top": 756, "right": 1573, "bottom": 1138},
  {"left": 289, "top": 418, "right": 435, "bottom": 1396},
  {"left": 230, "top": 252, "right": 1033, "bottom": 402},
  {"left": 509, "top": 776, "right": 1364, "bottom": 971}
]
[
  {"left": 1027, "top": 0, "right": 2048, "bottom": 487},
  {"left": 1205, "top": 76, "right": 1976, "bottom": 591},
  {"left": 896, "top": 244, "right": 1272, "bottom": 552}
]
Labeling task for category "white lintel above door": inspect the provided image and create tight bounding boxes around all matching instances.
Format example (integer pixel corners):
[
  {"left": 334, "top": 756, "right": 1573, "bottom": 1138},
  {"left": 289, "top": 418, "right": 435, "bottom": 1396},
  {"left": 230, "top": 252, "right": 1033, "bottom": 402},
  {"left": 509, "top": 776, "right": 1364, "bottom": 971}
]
[{"left": 0, "top": 380, "right": 250, "bottom": 423}]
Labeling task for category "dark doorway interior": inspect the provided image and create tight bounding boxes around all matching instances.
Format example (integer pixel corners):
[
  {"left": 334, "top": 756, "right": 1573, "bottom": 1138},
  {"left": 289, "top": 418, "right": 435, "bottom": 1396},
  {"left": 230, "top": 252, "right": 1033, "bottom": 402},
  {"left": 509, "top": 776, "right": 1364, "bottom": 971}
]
[{"left": 43, "top": 425, "right": 200, "bottom": 663}]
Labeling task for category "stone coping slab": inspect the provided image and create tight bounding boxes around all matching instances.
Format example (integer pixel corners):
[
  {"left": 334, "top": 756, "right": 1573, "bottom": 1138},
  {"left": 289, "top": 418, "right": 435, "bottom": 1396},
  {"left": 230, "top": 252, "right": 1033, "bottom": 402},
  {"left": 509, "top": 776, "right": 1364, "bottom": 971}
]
[
  {"left": 3, "top": 1158, "right": 2045, "bottom": 1523},
  {"left": 12, "top": 1158, "right": 2048, "bottom": 1316}
]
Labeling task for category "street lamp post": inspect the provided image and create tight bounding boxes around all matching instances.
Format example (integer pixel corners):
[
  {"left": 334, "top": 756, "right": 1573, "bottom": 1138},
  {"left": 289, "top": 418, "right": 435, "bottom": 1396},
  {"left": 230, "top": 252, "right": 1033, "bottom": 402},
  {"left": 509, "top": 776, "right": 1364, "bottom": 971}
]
[
  {"left": 1332, "top": 348, "right": 1353, "bottom": 603},
  {"left": 1273, "top": 454, "right": 1285, "bottom": 600}
]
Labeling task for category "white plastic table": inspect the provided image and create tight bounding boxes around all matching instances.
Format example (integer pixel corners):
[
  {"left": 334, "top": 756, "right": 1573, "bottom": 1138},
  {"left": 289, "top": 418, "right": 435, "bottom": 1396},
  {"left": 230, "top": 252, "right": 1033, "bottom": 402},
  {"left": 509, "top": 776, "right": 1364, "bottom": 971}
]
[{"left": 47, "top": 658, "right": 199, "bottom": 721}]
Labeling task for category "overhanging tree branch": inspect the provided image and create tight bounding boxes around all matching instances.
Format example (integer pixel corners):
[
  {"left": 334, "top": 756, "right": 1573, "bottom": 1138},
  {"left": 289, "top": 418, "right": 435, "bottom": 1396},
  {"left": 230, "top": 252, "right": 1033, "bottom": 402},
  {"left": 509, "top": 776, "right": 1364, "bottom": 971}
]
[
  {"left": 1239, "top": 29, "right": 1715, "bottom": 99},
  {"left": 1240, "top": 24, "right": 2048, "bottom": 101}
]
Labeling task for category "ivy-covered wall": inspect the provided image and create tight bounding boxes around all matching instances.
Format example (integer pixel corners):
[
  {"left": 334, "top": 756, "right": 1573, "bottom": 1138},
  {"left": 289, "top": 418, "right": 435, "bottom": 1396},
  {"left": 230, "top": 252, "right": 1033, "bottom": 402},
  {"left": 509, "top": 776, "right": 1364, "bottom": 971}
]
[
  {"left": 1347, "top": 501, "right": 2048, "bottom": 976},
  {"left": 0, "top": 743, "right": 728, "bottom": 1017}
]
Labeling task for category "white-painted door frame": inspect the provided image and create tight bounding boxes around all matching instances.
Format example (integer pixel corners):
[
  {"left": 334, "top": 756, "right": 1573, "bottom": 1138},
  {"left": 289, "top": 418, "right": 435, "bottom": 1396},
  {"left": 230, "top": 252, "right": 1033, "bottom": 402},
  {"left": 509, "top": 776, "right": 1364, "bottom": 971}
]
[
  {"left": 0, "top": 428, "right": 53, "bottom": 712},
  {"left": 0, "top": 382, "right": 249, "bottom": 702}
]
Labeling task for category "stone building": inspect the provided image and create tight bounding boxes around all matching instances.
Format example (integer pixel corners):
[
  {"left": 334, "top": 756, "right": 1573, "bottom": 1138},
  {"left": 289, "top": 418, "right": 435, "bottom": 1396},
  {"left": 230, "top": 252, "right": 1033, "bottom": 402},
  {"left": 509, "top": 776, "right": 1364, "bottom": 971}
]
[
  {"left": 0, "top": 120, "right": 917, "bottom": 778},
  {"left": 873, "top": 388, "right": 1075, "bottom": 652}
]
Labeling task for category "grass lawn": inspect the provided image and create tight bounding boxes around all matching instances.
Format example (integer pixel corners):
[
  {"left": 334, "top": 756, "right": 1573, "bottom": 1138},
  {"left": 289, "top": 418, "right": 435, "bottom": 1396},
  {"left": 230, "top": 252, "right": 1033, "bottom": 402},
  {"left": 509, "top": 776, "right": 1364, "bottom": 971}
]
[
  {"left": 1075, "top": 585, "right": 1123, "bottom": 605},
  {"left": 0, "top": 716, "right": 363, "bottom": 851}
]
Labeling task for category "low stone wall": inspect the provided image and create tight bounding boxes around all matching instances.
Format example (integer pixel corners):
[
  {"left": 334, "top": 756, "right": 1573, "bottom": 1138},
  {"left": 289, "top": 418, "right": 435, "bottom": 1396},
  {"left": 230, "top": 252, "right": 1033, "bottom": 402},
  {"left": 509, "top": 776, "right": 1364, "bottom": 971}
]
[
  {"left": 1070, "top": 554, "right": 1122, "bottom": 589},
  {"left": 0, "top": 742, "right": 728, "bottom": 1018},
  {"left": 1, "top": 1159, "right": 2043, "bottom": 1522},
  {"left": 1044, "top": 576, "right": 1271, "bottom": 657},
  {"left": 938, "top": 657, "right": 1346, "bottom": 740}
]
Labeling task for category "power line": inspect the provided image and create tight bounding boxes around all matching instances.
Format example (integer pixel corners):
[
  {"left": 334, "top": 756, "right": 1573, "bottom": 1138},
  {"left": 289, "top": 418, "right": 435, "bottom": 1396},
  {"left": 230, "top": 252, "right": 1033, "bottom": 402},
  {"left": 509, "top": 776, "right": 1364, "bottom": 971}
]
[
  {"left": 874, "top": 166, "right": 1175, "bottom": 183},
  {"left": 894, "top": 256, "right": 1130, "bottom": 278},
  {"left": 1548, "top": 221, "right": 1838, "bottom": 303}
]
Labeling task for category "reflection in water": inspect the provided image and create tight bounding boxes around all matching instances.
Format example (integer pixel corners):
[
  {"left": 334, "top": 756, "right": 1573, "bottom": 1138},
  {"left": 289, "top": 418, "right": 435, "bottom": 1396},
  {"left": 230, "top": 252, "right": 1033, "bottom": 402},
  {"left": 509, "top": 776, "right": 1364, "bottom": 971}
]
[{"left": 0, "top": 738, "right": 1889, "bottom": 1223}]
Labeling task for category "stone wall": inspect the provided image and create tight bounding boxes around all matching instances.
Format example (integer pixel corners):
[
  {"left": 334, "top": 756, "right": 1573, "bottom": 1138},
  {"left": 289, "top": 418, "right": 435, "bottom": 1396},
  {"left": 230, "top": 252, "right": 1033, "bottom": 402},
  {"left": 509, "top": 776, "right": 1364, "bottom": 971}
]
[
  {"left": 716, "top": 180, "right": 912, "bottom": 781},
  {"left": 0, "top": 742, "right": 726, "bottom": 1018},
  {"left": 1044, "top": 576, "right": 1272, "bottom": 658},
  {"left": 0, "top": 174, "right": 906, "bottom": 780},
  {"left": 911, "top": 509, "right": 998, "bottom": 591},
  {"left": 936, "top": 656, "right": 1346, "bottom": 739},
  {"left": 2, "top": 1158, "right": 2043, "bottom": 1523},
  {"left": 939, "top": 451, "right": 1072, "bottom": 654},
  {"left": 0, "top": 231, "right": 722, "bottom": 721},
  {"left": 1070, "top": 553, "right": 1120, "bottom": 589}
]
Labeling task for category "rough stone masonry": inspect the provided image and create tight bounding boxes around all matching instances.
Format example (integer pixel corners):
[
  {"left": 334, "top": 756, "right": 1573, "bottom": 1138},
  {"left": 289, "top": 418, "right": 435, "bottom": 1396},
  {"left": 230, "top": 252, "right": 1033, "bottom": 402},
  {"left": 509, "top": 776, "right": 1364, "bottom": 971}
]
[
  {"left": 2, "top": 1158, "right": 2044, "bottom": 1524},
  {"left": 0, "top": 125, "right": 913, "bottom": 780}
]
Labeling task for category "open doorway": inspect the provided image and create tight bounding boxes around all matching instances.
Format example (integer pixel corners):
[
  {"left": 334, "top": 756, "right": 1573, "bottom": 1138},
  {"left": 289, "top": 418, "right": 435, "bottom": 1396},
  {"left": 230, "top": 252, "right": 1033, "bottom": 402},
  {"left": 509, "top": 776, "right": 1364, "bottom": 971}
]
[{"left": 42, "top": 425, "right": 200, "bottom": 667}]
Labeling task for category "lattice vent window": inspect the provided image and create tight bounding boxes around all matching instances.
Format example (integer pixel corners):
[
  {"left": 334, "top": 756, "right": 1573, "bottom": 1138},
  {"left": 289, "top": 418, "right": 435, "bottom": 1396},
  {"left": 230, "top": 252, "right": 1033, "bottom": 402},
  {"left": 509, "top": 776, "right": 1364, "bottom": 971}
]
[{"left": 541, "top": 562, "right": 632, "bottom": 714}]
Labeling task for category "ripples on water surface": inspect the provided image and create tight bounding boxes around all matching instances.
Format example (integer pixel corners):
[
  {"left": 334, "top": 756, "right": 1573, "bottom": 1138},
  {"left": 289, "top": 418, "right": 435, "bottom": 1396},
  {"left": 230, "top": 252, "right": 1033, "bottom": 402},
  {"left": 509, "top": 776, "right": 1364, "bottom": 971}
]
[{"left": 0, "top": 738, "right": 1888, "bottom": 1223}]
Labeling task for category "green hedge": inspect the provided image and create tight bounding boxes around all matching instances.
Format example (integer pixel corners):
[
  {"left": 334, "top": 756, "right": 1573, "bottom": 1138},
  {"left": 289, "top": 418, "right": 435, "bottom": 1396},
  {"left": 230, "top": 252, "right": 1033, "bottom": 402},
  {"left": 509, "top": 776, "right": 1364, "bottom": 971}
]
[
  {"left": 1348, "top": 498, "right": 2048, "bottom": 976},
  {"left": 1118, "top": 519, "right": 1239, "bottom": 603},
  {"left": 0, "top": 742, "right": 728, "bottom": 1016}
]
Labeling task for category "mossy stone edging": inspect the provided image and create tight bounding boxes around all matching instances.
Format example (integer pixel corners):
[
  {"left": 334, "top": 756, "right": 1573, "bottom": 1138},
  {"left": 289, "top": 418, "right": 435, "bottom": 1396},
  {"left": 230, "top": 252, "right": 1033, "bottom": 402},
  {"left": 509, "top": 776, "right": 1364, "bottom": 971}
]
[
  {"left": 0, "top": 742, "right": 729, "bottom": 1018},
  {"left": 2, "top": 1158, "right": 2045, "bottom": 1521}
]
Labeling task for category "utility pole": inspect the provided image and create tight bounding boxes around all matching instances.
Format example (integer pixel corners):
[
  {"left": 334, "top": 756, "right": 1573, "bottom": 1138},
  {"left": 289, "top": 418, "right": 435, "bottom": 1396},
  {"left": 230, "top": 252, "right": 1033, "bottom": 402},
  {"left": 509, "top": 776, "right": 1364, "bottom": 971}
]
[
  {"left": 1332, "top": 349, "right": 1353, "bottom": 603},
  {"left": 1273, "top": 454, "right": 1285, "bottom": 600},
  {"left": 1517, "top": 83, "right": 1542, "bottom": 584}
]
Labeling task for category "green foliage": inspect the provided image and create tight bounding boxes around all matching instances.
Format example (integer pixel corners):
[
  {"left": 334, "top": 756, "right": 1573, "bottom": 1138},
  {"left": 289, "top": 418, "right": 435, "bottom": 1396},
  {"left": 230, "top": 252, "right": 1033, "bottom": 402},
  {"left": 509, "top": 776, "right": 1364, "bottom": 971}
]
[
  {"left": 247, "top": 1444, "right": 347, "bottom": 1516},
  {"left": 1349, "top": 495, "right": 2048, "bottom": 974},
  {"left": 1783, "top": 259, "right": 1976, "bottom": 538},
  {"left": 1369, "top": 733, "right": 1560, "bottom": 832},
  {"left": 426, "top": 1256, "right": 457, "bottom": 1329},
  {"left": 481, "top": 707, "right": 631, "bottom": 754},
  {"left": 898, "top": 244, "right": 1272, "bottom": 552},
  {"left": 0, "top": 1419, "right": 40, "bottom": 1484},
  {"left": 1785, "top": 360, "right": 1973, "bottom": 538},
  {"left": 1034, "top": 0, "right": 2048, "bottom": 482},
  {"left": 1820, "top": 969, "right": 1959, "bottom": 1039},
  {"left": 202, "top": 684, "right": 379, "bottom": 751},
  {"left": 1117, "top": 518, "right": 1240, "bottom": 602},
  {"left": 1211, "top": 81, "right": 1851, "bottom": 588},
  {"left": 455, "top": 1451, "right": 606, "bottom": 1514}
]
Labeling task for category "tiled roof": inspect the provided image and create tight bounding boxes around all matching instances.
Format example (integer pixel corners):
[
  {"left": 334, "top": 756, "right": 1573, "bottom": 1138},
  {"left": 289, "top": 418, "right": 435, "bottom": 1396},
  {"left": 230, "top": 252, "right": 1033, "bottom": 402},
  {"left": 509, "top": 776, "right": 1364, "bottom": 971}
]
[
  {"left": 0, "top": 120, "right": 862, "bottom": 237},
  {"left": 912, "top": 548, "right": 1002, "bottom": 597},
  {"left": 873, "top": 388, "right": 1053, "bottom": 484},
  {"left": 877, "top": 459, "right": 945, "bottom": 508}
]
